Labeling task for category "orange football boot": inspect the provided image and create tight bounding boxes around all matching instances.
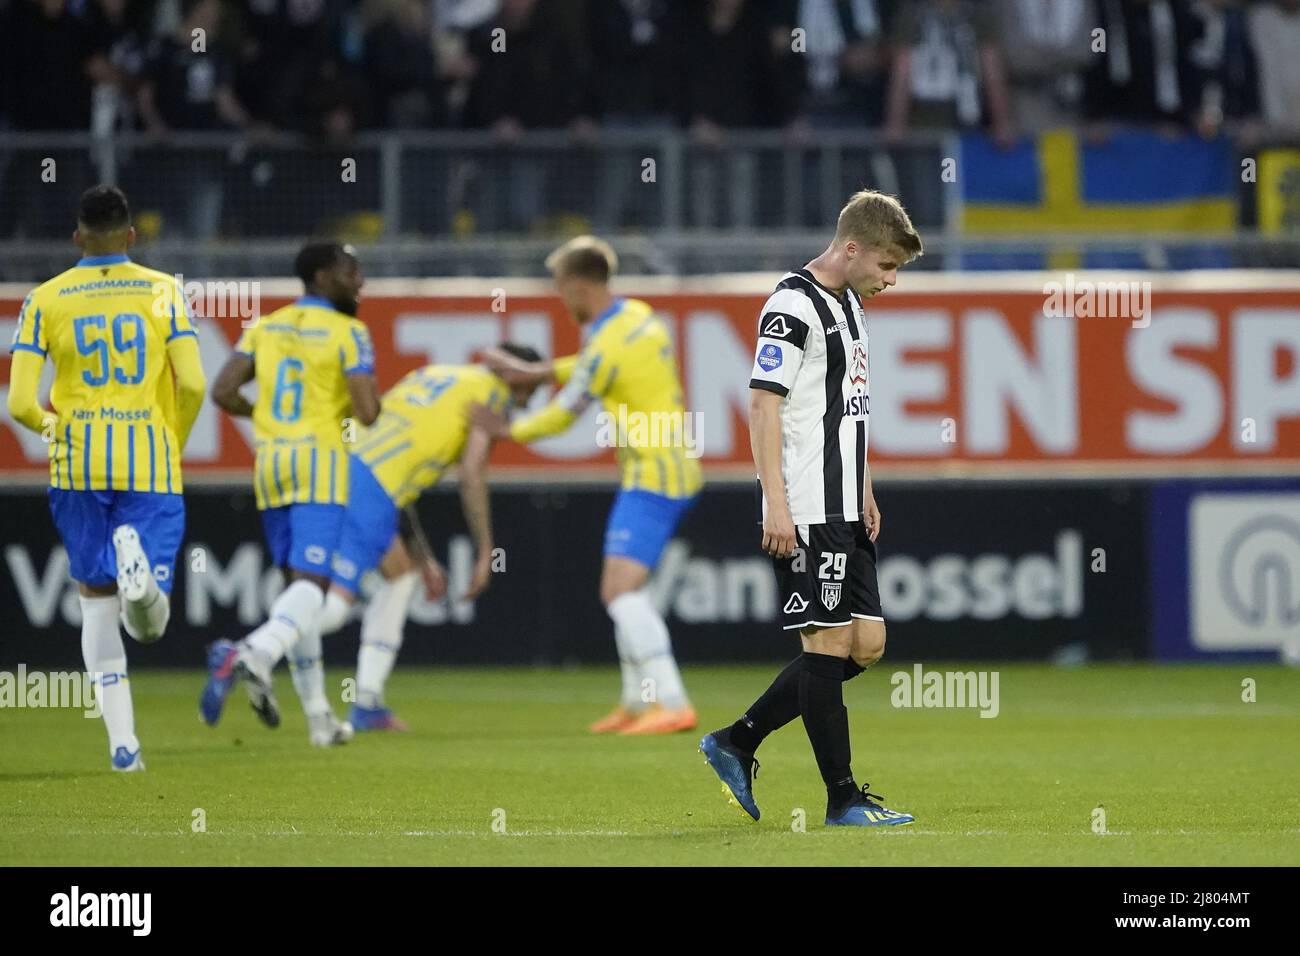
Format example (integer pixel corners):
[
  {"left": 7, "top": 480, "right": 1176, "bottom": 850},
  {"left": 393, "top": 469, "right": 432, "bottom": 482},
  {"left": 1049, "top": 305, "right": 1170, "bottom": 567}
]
[
  {"left": 589, "top": 706, "right": 641, "bottom": 734},
  {"left": 619, "top": 704, "right": 699, "bottom": 735}
]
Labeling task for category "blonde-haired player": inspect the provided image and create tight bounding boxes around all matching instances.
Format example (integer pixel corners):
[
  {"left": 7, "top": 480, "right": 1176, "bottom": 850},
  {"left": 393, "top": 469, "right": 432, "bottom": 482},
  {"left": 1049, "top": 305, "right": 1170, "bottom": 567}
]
[
  {"left": 6, "top": 185, "right": 206, "bottom": 771},
  {"left": 473, "top": 236, "right": 703, "bottom": 735},
  {"left": 701, "top": 190, "right": 922, "bottom": 827}
]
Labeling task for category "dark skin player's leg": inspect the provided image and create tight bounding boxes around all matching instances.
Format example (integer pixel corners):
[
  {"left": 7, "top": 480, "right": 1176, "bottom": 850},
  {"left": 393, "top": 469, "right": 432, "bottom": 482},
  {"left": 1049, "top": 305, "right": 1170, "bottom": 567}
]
[{"left": 286, "top": 570, "right": 330, "bottom": 591}]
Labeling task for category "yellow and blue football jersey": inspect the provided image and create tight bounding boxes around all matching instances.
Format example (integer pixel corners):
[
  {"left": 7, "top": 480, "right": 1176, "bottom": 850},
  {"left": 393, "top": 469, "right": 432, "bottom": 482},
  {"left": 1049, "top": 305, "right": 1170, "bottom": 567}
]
[
  {"left": 350, "top": 364, "right": 511, "bottom": 508},
  {"left": 10, "top": 253, "right": 199, "bottom": 493},
  {"left": 233, "top": 296, "right": 374, "bottom": 509},
  {"left": 510, "top": 298, "right": 703, "bottom": 499}
]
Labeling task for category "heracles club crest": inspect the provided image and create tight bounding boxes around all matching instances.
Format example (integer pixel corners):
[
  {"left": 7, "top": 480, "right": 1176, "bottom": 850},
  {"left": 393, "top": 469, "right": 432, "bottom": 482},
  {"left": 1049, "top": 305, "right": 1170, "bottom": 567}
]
[
  {"left": 821, "top": 581, "right": 842, "bottom": 610},
  {"left": 849, "top": 341, "right": 868, "bottom": 388}
]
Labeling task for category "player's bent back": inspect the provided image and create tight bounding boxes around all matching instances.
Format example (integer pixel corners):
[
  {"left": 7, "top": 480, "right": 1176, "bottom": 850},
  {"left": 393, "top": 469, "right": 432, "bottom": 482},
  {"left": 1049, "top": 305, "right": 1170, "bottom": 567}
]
[{"left": 332, "top": 363, "right": 511, "bottom": 594}]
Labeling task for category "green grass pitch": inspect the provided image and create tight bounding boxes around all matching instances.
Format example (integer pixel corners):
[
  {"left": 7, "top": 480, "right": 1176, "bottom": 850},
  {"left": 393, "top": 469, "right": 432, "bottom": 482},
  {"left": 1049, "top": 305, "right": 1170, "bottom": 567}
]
[{"left": 2, "top": 664, "right": 1298, "bottom": 866}]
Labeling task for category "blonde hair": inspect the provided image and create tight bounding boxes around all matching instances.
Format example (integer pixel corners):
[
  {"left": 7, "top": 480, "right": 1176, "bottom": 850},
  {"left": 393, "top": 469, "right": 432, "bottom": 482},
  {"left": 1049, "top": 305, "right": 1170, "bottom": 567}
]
[
  {"left": 834, "top": 190, "right": 923, "bottom": 260},
  {"left": 545, "top": 235, "right": 619, "bottom": 282}
]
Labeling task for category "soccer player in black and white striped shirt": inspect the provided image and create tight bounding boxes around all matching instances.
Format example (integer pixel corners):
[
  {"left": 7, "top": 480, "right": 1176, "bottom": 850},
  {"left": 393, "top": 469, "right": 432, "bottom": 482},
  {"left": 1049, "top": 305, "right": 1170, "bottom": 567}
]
[{"left": 701, "top": 190, "right": 923, "bottom": 827}]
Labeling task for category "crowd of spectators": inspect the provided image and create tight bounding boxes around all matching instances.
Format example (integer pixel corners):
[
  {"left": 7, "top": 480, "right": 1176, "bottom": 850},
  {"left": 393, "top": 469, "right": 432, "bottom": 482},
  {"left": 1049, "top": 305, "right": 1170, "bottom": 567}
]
[
  {"left": 6, "top": 0, "right": 1300, "bottom": 141},
  {"left": 2, "top": 0, "right": 1298, "bottom": 236}
]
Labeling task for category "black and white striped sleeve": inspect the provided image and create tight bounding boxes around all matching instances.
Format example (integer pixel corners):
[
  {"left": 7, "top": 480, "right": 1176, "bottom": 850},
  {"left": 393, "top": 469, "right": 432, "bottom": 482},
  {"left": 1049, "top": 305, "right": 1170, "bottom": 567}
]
[{"left": 748, "top": 289, "right": 814, "bottom": 397}]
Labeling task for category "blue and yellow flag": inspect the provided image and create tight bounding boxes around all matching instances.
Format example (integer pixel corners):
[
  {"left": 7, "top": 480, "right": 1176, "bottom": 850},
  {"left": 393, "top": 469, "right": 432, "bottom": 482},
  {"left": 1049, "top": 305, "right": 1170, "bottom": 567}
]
[
  {"left": 961, "top": 129, "right": 1236, "bottom": 234},
  {"left": 1257, "top": 148, "right": 1300, "bottom": 234}
]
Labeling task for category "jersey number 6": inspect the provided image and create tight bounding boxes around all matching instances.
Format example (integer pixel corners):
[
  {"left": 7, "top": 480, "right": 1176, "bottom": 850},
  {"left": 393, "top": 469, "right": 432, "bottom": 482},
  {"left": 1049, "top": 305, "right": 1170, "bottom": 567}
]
[{"left": 271, "top": 357, "right": 305, "bottom": 422}]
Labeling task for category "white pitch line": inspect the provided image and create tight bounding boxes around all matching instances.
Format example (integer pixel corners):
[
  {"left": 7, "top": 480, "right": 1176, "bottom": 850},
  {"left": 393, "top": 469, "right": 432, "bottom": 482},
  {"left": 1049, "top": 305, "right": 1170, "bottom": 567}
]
[
  {"left": 400, "top": 830, "right": 632, "bottom": 838},
  {"left": 8, "top": 827, "right": 1297, "bottom": 839}
]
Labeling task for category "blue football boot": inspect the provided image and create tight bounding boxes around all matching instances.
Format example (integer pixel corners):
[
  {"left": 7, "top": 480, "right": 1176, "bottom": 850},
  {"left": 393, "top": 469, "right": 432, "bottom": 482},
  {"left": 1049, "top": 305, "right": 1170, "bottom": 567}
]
[
  {"left": 700, "top": 730, "right": 761, "bottom": 821},
  {"left": 347, "top": 703, "right": 409, "bottom": 732},
  {"left": 111, "top": 745, "right": 145, "bottom": 772},
  {"left": 825, "top": 784, "right": 914, "bottom": 827},
  {"left": 199, "top": 640, "right": 240, "bottom": 726}
]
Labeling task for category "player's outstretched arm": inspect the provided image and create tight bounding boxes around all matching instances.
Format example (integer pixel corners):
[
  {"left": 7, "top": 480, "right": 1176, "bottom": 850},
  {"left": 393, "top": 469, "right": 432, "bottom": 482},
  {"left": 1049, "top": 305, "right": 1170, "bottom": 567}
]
[
  {"left": 458, "top": 426, "right": 495, "bottom": 600},
  {"left": 506, "top": 399, "right": 579, "bottom": 444},
  {"left": 750, "top": 388, "right": 797, "bottom": 559},
  {"left": 500, "top": 350, "right": 604, "bottom": 444},
  {"left": 5, "top": 349, "right": 56, "bottom": 436},
  {"left": 479, "top": 346, "right": 566, "bottom": 387},
  {"left": 168, "top": 334, "right": 207, "bottom": 448},
  {"left": 346, "top": 371, "right": 382, "bottom": 426},
  {"left": 398, "top": 506, "right": 448, "bottom": 601},
  {"left": 550, "top": 354, "right": 578, "bottom": 386},
  {"left": 468, "top": 392, "right": 582, "bottom": 445},
  {"left": 210, "top": 352, "right": 255, "bottom": 418}
]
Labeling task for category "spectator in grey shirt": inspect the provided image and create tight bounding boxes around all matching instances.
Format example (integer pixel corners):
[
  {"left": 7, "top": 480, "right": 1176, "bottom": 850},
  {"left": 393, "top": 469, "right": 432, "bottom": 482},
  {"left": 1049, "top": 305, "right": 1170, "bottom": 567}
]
[
  {"left": 1248, "top": 0, "right": 1300, "bottom": 137},
  {"left": 993, "top": 0, "right": 1096, "bottom": 131}
]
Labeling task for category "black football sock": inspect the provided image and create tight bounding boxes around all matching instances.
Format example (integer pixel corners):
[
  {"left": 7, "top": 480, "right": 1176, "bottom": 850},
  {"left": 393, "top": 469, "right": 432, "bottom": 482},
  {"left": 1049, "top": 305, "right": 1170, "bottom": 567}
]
[
  {"left": 730, "top": 656, "right": 868, "bottom": 754},
  {"left": 828, "top": 776, "right": 860, "bottom": 811},
  {"left": 728, "top": 656, "right": 801, "bottom": 753},
  {"left": 799, "top": 652, "right": 855, "bottom": 804}
]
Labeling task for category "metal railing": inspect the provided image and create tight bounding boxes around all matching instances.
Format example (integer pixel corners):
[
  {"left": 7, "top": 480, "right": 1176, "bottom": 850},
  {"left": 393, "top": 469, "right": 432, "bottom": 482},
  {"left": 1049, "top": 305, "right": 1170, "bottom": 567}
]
[{"left": 1, "top": 129, "right": 1296, "bottom": 280}]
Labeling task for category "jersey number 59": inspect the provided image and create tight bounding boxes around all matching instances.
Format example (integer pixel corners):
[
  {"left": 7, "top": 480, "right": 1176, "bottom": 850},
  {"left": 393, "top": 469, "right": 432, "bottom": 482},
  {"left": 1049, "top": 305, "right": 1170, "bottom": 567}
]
[{"left": 74, "top": 313, "right": 146, "bottom": 387}]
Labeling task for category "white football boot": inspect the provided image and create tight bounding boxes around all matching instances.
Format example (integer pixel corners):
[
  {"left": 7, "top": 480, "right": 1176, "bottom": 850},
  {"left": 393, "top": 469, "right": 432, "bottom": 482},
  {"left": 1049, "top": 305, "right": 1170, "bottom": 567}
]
[
  {"left": 112, "top": 525, "right": 152, "bottom": 603},
  {"left": 308, "top": 712, "right": 354, "bottom": 748},
  {"left": 233, "top": 646, "right": 282, "bottom": 728}
]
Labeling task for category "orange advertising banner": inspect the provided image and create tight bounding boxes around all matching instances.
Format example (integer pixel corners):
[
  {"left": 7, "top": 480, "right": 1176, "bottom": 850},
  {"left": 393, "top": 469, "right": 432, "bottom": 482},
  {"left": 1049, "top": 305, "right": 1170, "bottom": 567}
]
[{"left": 3, "top": 287, "right": 1298, "bottom": 480}]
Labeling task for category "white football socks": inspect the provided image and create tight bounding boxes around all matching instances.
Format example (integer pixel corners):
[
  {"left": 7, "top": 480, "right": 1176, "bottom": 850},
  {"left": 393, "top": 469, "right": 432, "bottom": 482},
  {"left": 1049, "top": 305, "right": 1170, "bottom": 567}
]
[
  {"left": 80, "top": 594, "right": 139, "bottom": 756},
  {"left": 119, "top": 578, "right": 170, "bottom": 644},
  {"left": 356, "top": 572, "right": 416, "bottom": 710},
  {"left": 287, "top": 616, "right": 329, "bottom": 719},
  {"left": 612, "top": 623, "right": 643, "bottom": 712},
  {"left": 243, "top": 579, "right": 324, "bottom": 669},
  {"left": 320, "top": 589, "right": 352, "bottom": 636},
  {"left": 606, "top": 591, "right": 688, "bottom": 710}
]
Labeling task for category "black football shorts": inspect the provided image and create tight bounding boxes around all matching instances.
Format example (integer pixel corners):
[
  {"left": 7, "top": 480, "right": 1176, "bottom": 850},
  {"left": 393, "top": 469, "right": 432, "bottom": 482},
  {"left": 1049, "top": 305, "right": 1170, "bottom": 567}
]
[{"left": 773, "top": 520, "right": 884, "bottom": 631}]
